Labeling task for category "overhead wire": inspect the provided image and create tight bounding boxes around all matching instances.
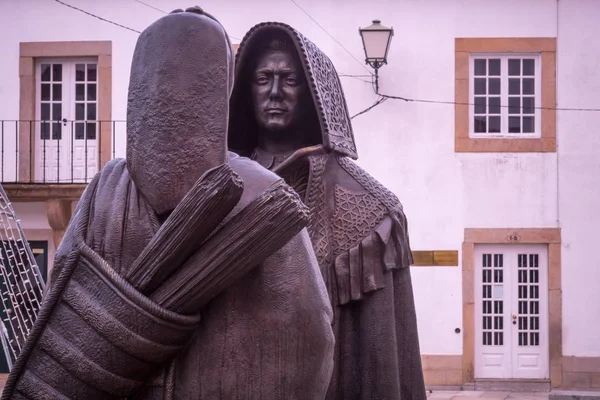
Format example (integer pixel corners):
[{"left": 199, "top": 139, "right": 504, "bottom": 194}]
[
  {"left": 285, "top": 0, "right": 600, "bottom": 116},
  {"left": 54, "top": 0, "right": 600, "bottom": 116},
  {"left": 341, "top": 76, "right": 373, "bottom": 84},
  {"left": 129, "top": 0, "right": 242, "bottom": 40},
  {"left": 131, "top": 0, "right": 167, "bottom": 14},
  {"left": 54, "top": 0, "right": 141, "bottom": 33},
  {"left": 289, "top": 0, "right": 371, "bottom": 73},
  {"left": 54, "top": 0, "right": 241, "bottom": 40},
  {"left": 351, "top": 92, "right": 600, "bottom": 121},
  {"left": 351, "top": 97, "right": 388, "bottom": 119},
  {"left": 378, "top": 93, "right": 600, "bottom": 112}
]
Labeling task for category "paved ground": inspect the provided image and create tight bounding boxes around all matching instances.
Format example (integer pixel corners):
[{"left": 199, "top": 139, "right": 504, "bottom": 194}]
[
  {"left": 427, "top": 390, "right": 600, "bottom": 400},
  {"left": 427, "top": 390, "right": 550, "bottom": 400},
  {"left": 1, "top": 379, "right": 598, "bottom": 399}
]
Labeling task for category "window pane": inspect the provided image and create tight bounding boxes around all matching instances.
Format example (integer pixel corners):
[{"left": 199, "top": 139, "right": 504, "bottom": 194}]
[
  {"left": 40, "top": 122, "right": 50, "bottom": 140},
  {"left": 508, "top": 59, "right": 520, "bottom": 76},
  {"left": 489, "top": 116, "right": 500, "bottom": 133},
  {"left": 489, "top": 78, "right": 500, "bottom": 95},
  {"left": 52, "top": 122, "right": 61, "bottom": 140},
  {"left": 76, "top": 103, "right": 85, "bottom": 121},
  {"left": 523, "top": 116, "right": 534, "bottom": 133},
  {"left": 474, "top": 59, "right": 486, "bottom": 76},
  {"left": 76, "top": 84, "right": 85, "bottom": 101},
  {"left": 86, "top": 122, "right": 97, "bottom": 140},
  {"left": 509, "top": 116, "right": 521, "bottom": 133},
  {"left": 41, "top": 84, "right": 50, "bottom": 101},
  {"left": 489, "top": 59, "right": 501, "bottom": 76},
  {"left": 474, "top": 116, "right": 486, "bottom": 133},
  {"left": 523, "top": 59, "right": 535, "bottom": 76},
  {"left": 509, "top": 97, "right": 521, "bottom": 114},
  {"left": 523, "top": 97, "right": 535, "bottom": 114},
  {"left": 474, "top": 97, "right": 486, "bottom": 114},
  {"left": 87, "top": 103, "right": 96, "bottom": 120},
  {"left": 523, "top": 78, "right": 535, "bottom": 95},
  {"left": 52, "top": 103, "right": 62, "bottom": 121},
  {"left": 52, "top": 84, "right": 62, "bottom": 101},
  {"left": 88, "top": 84, "right": 97, "bottom": 101},
  {"left": 76, "top": 64, "right": 86, "bottom": 81},
  {"left": 87, "top": 64, "right": 97, "bottom": 82},
  {"left": 474, "top": 78, "right": 486, "bottom": 95},
  {"left": 41, "top": 64, "right": 51, "bottom": 82},
  {"left": 509, "top": 78, "right": 520, "bottom": 95},
  {"left": 41, "top": 103, "right": 50, "bottom": 120},
  {"left": 75, "top": 123, "right": 85, "bottom": 140},
  {"left": 489, "top": 97, "right": 501, "bottom": 114},
  {"left": 52, "top": 64, "right": 62, "bottom": 82}
]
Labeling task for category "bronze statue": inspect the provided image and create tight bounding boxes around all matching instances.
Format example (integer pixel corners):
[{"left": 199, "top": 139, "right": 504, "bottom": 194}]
[
  {"left": 229, "top": 22, "right": 427, "bottom": 400},
  {"left": 2, "top": 9, "right": 334, "bottom": 400}
]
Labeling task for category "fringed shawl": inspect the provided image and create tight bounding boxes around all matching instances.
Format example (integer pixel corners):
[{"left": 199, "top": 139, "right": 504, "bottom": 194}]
[{"left": 304, "top": 154, "right": 414, "bottom": 307}]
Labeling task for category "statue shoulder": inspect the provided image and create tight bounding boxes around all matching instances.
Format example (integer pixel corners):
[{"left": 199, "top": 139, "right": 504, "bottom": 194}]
[
  {"left": 227, "top": 151, "right": 290, "bottom": 214},
  {"left": 331, "top": 156, "right": 401, "bottom": 213},
  {"left": 95, "top": 158, "right": 129, "bottom": 191},
  {"left": 228, "top": 151, "right": 280, "bottom": 190}
]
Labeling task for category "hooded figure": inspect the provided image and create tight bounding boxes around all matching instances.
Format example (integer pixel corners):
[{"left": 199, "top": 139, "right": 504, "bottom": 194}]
[
  {"left": 2, "top": 9, "right": 334, "bottom": 400},
  {"left": 229, "top": 22, "right": 426, "bottom": 400}
]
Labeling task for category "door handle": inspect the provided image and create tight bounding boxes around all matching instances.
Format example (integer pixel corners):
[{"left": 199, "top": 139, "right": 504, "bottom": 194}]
[
  {"left": 512, "top": 314, "right": 517, "bottom": 325},
  {"left": 62, "top": 118, "right": 67, "bottom": 126}
]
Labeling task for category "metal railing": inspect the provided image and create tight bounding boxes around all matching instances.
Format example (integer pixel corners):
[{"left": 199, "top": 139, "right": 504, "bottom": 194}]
[{"left": 0, "top": 120, "right": 125, "bottom": 184}]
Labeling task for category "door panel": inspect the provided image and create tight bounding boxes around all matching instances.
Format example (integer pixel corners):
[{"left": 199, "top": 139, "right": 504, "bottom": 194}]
[
  {"left": 513, "top": 251, "right": 548, "bottom": 379},
  {"left": 475, "top": 244, "right": 548, "bottom": 380},
  {"left": 72, "top": 61, "right": 99, "bottom": 182},
  {"left": 37, "top": 62, "right": 67, "bottom": 183},
  {"left": 476, "top": 250, "right": 510, "bottom": 378}
]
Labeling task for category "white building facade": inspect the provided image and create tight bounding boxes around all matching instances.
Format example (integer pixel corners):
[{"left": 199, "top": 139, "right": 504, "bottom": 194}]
[{"left": 0, "top": 0, "right": 598, "bottom": 390}]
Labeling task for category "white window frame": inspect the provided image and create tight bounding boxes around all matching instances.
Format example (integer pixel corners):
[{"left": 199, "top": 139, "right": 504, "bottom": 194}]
[
  {"left": 34, "top": 57, "right": 100, "bottom": 183},
  {"left": 468, "top": 53, "right": 542, "bottom": 139}
]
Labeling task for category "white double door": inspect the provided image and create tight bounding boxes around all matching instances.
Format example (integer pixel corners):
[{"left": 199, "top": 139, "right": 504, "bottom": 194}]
[
  {"left": 35, "top": 58, "right": 99, "bottom": 183},
  {"left": 474, "top": 244, "right": 549, "bottom": 380}
]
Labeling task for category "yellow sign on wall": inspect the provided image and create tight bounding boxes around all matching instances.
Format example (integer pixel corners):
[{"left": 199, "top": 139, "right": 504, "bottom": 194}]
[{"left": 411, "top": 251, "right": 458, "bottom": 266}]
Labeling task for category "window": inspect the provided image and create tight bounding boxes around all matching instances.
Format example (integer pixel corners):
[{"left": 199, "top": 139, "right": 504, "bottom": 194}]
[
  {"left": 455, "top": 38, "right": 556, "bottom": 153},
  {"left": 19, "top": 41, "right": 112, "bottom": 183},
  {"left": 470, "top": 55, "right": 541, "bottom": 138}
]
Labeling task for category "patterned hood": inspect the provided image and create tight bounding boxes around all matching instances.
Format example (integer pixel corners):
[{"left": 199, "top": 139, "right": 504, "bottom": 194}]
[{"left": 228, "top": 22, "right": 358, "bottom": 159}]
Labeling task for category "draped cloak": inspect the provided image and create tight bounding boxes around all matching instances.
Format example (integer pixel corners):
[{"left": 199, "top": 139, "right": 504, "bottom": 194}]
[
  {"left": 46, "top": 155, "right": 335, "bottom": 400},
  {"left": 229, "top": 22, "right": 427, "bottom": 400}
]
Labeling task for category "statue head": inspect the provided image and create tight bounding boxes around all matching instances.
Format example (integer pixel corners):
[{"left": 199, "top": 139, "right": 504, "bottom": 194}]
[
  {"left": 228, "top": 23, "right": 358, "bottom": 159},
  {"left": 250, "top": 35, "right": 311, "bottom": 139},
  {"left": 126, "top": 7, "right": 235, "bottom": 216}
]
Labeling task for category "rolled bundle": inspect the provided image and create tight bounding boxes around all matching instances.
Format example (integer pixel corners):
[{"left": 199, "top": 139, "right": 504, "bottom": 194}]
[
  {"left": 151, "top": 179, "right": 310, "bottom": 314},
  {"left": 125, "top": 163, "right": 244, "bottom": 294},
  {"left": 7, "top": 245, "right": 203, "bottom": 400}
]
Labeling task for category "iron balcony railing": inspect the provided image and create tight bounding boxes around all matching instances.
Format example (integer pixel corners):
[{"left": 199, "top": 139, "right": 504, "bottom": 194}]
[{"left": 0, "top": 120, "right": 124, "bottom": 184}]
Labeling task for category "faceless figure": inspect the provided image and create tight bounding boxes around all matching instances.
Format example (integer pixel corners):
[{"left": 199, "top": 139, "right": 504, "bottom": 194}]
[{"left": 2, "top": 10, "right": 334, "bottom": 400}]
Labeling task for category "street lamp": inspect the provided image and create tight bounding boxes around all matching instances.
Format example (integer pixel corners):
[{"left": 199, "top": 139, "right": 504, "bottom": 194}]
[{"left": 359, "top": 19, "right": 394, "bottom": 94}]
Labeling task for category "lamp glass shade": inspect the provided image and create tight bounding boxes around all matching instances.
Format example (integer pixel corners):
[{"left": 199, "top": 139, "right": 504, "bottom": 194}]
[{"left": 359, "top": 20, "right": 394, "bottom": 64}]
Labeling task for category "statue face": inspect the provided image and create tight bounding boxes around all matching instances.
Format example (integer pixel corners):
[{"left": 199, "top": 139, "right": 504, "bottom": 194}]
[{"left": 251, "top": 50, "right": 308, "bottom": 133}]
